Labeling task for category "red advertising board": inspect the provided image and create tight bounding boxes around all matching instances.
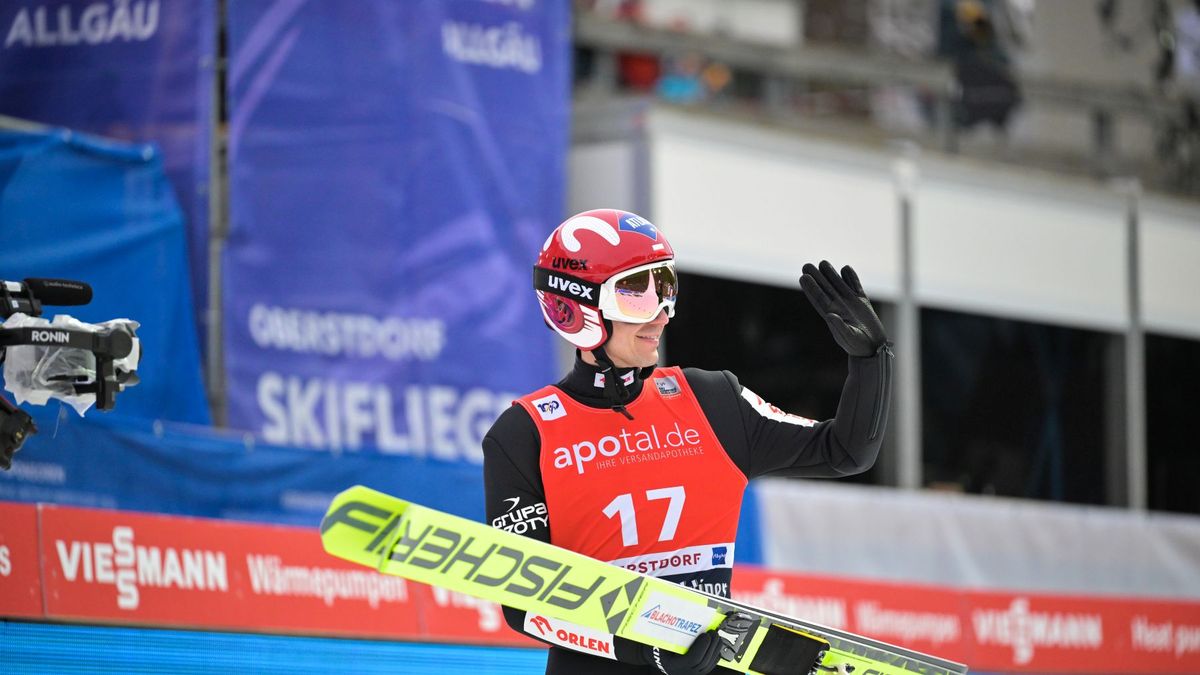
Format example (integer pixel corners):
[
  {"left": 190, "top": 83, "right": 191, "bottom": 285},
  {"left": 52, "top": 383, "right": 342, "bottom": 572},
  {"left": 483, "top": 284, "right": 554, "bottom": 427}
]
[
  {"left": 7, "top": 500, "right": 1200, "bottom": 673},
  {"left": 967, "top": 589, "right": 1200, "bottom": 674},
  {"left": 410, "top": 581, "right": 534, "bottom": 646},
  {"left": 734, "top": 566, "right": 1200, "bottom": 673},
  {"left": 30, "top": 502, "right": 539, "bottom": 647},
  {"left": 734, "top": 567, "right": 970, "bottom": 663},
  {"left": 38, "top": 504, "right": 422, "bottom": 637},
  {"left": 0, "top": 502, "right": 43, "bottom": 618}
]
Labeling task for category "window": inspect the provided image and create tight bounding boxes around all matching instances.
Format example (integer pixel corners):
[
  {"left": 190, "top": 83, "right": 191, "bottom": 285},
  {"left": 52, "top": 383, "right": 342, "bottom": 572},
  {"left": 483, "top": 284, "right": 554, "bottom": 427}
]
[
  {"left": 921, "top": 308, "right": 1111, "bottom": 505},
  {"left": 1147, "top": 333, "right": 1200, "bottom": 514}
]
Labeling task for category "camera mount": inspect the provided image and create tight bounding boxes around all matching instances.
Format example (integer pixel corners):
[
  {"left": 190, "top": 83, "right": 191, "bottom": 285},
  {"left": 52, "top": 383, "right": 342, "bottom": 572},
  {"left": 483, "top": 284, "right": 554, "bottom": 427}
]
[{"left": 0, "top": 277, "right": 139, "bottom": 470}]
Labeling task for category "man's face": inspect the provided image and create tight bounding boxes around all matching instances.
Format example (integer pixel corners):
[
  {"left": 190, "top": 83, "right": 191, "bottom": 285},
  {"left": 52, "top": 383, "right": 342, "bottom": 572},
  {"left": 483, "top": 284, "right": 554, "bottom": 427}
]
[{"left": 602, "top": 310, "right": 670, "bottom": 368}]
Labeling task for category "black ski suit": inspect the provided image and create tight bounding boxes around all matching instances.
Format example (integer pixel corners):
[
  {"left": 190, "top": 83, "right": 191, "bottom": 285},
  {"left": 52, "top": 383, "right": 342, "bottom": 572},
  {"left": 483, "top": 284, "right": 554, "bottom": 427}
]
[{"left": 482, "top": 346, "right": 892, "bottom": 674}]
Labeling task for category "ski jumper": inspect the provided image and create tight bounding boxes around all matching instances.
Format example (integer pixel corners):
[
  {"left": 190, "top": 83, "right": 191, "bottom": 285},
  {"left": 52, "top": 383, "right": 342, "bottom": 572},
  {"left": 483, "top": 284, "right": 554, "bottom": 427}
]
[{"left": 483, "top": 347, "right": 892, "bottom": 674}]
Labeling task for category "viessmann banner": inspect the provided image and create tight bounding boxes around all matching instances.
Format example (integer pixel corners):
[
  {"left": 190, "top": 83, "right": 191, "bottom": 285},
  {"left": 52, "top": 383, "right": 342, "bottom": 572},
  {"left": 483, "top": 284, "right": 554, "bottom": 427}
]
[
  {"left": 731, "top": 569, "right": 1200, "bottom": 674},
  {"left": 21, "top": 501, "right": 532, "bottom": 645},
  {"left": 223, "top": 0, "right": 568, "bottom": 464},
  {"left": 3, "top": 500, "right": 1200, "bottom": 673}
]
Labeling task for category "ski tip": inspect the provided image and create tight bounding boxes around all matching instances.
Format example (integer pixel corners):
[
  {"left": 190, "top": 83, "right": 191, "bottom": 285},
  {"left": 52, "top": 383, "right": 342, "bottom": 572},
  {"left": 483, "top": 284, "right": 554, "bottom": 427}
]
[{"left": 319, "top": 486, "right": 409, "bottom": 544}]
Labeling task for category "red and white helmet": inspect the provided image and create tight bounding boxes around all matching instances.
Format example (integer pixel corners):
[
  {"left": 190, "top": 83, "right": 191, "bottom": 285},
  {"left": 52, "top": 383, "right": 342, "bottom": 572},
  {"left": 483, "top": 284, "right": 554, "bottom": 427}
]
[{"left": 534, "top": 209, "right": 677, "bottom": 350}]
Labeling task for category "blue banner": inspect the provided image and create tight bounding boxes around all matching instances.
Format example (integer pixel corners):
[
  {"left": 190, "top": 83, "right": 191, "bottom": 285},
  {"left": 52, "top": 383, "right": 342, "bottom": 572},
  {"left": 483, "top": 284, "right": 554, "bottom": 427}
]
[
  {"left": 0, "top": 0, "right": 215, "bottom": 346},
  {"left": 224, "top": 1, "right": 569, "bottom": 464},
  {"left": 0, "top": 129, "right": 210, "bottom": 425},
  {"left": 0, "top": 406, "right": 487, "bottom": 526}
]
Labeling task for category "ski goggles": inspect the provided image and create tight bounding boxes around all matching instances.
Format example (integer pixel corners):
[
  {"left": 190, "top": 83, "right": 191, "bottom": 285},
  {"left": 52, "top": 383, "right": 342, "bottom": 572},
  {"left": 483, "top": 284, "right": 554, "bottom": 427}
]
[{"left": 599, "top": 260, "right": 678, "bottom": 323}]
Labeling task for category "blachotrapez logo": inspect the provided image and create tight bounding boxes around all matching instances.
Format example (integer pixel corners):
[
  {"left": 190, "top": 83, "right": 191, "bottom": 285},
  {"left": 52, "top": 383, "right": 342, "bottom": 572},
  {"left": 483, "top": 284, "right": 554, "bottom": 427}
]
[{"left": 639, "top": 604, "right": 705, "bottom": 637}]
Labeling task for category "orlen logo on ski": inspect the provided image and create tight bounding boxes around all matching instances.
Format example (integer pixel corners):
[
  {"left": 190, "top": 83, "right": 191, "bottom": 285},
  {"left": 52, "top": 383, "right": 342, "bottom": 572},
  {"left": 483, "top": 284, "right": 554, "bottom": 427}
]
[
  {"left": 551, "top": 422, "right": 702, "bottom": 475},
  {"left": 55, "top": 526, "right": 228, "bottom": 610},
  {"left": 972, "top": 598, "right": 1103, "bottom": 665},
  {"left": 526, "top": 614, "right": 616, "bottom": 659}
]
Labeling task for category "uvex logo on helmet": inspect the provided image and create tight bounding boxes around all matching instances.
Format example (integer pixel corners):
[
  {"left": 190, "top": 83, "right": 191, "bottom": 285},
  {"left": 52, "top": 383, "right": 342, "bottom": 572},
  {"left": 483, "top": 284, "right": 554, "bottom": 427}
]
[
  {"left": 533, "top": 209, "right": 674, "bottom": 351},
  {"left": 551, "top": 257, "right": 588, "bottom": 271},
  {"left": 546, "top": 274, "right": 594, "bottom": 300}
]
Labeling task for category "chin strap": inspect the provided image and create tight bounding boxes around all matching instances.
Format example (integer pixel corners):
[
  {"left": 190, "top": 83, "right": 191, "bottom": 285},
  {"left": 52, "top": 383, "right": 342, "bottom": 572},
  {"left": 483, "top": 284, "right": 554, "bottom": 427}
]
[
  {"left": 590, "top": 345, "right": 656, "bottom": 421},
  {"left": 591, "top": 345, "right": 634, "bottom": 420}
]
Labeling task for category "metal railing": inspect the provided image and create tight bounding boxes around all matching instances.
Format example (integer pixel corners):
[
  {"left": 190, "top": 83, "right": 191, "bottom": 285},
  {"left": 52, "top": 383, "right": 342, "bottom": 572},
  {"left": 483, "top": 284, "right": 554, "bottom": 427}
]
[{"left": 573, "top": 11, "right": 1195, "bottom": 195}]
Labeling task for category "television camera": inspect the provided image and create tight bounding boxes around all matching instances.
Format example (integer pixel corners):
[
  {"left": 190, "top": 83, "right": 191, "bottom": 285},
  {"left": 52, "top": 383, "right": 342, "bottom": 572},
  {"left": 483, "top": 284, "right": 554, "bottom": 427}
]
[{"left": 0, "top": 278, "right": 140, "bottom": 470}]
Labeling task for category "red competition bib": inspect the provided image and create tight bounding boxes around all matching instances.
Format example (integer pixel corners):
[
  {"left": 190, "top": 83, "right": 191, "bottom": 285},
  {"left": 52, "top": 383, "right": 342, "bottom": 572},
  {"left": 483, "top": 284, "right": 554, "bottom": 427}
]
[{"left": 516, "top": 367, "right": 747, "bottom": 578}]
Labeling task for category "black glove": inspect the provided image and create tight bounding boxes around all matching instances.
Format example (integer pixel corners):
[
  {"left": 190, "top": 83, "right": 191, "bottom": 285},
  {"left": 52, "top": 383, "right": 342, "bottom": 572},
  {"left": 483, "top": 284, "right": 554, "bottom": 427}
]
[
  {"left": 643, "top": 630, "right": 726, "bottom": 675},
  {"left": 800, "top": 260, "right": 888, "bottom": 357}
]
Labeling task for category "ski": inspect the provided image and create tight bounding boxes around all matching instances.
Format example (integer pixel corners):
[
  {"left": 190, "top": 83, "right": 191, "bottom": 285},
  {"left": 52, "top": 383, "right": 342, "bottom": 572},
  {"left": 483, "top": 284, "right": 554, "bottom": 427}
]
[
  {"left": 320, "top": 485, "right": 968, "bottom": 675},
  {"left": 698, "top": 590, "right": 965, "bottom": 675}
]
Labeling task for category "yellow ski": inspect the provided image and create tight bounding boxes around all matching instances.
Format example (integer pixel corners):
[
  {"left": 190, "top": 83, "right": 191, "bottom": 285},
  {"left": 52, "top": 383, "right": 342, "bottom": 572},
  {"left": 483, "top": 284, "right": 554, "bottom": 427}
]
[{"left": 320, "top": 485, "right": 967, "bottom": 675}]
